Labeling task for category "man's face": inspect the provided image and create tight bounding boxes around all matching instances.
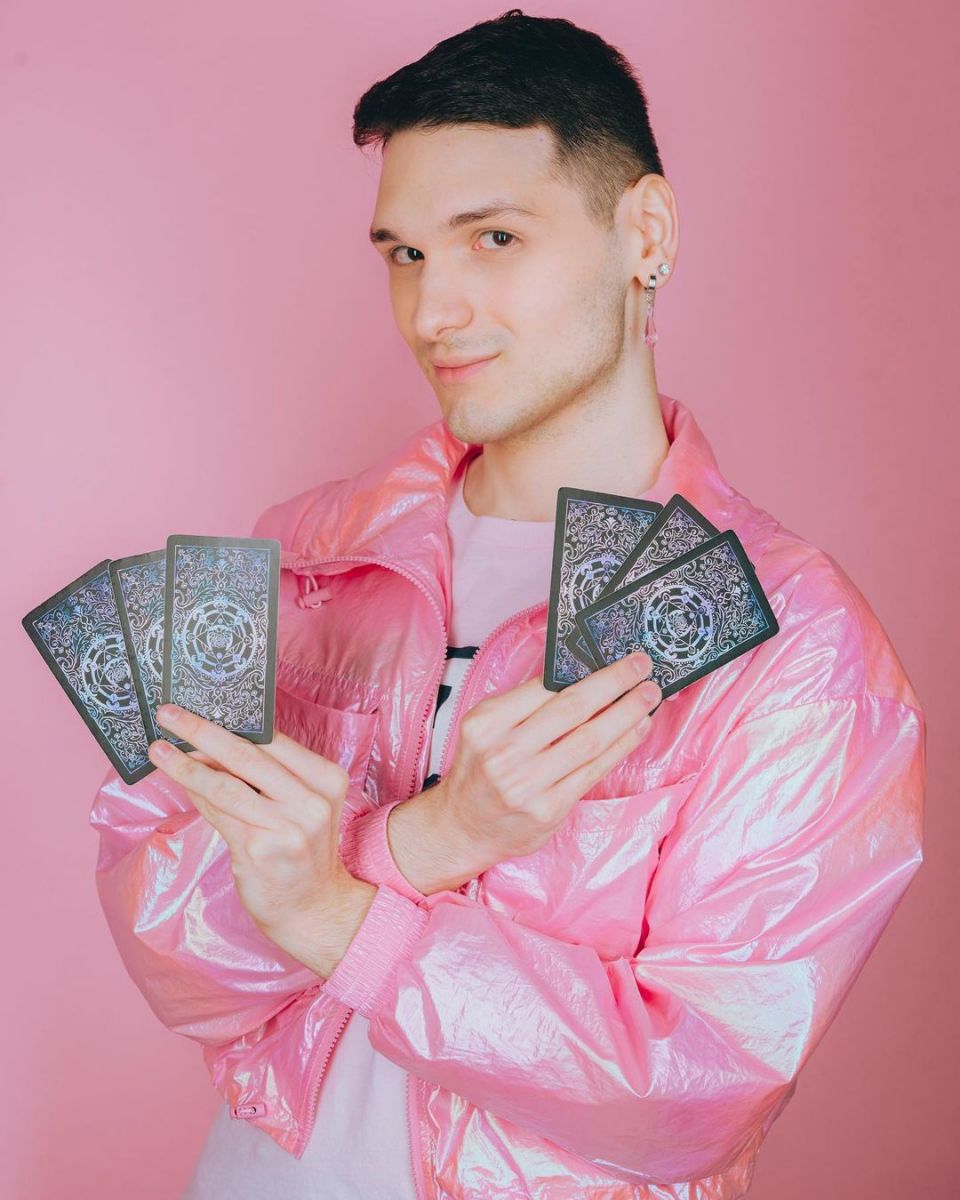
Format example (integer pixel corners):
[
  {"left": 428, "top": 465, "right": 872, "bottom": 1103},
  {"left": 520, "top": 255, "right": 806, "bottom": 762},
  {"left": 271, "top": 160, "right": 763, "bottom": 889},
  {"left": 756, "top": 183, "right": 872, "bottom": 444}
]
[{"left": 369, "top": 123, "right": 631, "bottom": 446}]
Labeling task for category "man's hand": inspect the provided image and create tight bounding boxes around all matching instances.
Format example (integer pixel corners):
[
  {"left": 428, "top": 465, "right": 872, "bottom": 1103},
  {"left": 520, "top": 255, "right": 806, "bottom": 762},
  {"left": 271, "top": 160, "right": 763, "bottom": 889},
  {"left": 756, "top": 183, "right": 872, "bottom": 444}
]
[
  {"left": 389, "top": 651, "right": 661, "bottom": 890},
  {"left": 147, "top": 704, "right": 376, "bottom": 979}
]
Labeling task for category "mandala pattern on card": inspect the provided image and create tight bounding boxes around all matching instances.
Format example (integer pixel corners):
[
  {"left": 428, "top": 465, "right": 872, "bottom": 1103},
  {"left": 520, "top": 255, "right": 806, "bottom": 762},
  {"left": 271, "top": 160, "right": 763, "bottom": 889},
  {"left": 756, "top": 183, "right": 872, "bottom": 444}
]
[
  {"left": 29, "top": 567, "right": 151, "bottom": 772},
  {"left": 579, "top": 537, "right": 775, "bottom": 694},
  {"left": 168, "top": 545, "right": 271, "bottom": 733},
  {"left": 552, "top": 496, "right": 659, "bottom": 686}
]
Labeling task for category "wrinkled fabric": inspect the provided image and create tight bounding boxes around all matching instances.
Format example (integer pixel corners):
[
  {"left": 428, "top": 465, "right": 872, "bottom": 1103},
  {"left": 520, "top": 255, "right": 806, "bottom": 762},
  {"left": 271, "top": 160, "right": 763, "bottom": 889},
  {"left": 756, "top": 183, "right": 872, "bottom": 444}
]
[{"left": 89, "top": 393, "right": 925, "bottom": 1199}]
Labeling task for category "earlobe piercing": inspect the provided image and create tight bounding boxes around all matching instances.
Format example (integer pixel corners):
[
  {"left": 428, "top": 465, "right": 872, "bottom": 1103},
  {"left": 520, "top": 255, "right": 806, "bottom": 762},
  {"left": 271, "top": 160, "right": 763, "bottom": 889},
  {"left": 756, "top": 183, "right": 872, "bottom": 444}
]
[{"left": 643, "top": 262, "right": 670, "bottom": 348}]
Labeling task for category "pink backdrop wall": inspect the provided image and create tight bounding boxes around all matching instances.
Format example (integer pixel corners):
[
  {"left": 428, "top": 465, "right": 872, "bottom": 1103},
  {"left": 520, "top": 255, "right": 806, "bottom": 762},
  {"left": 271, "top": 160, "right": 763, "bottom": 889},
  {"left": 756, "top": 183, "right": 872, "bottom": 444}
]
[{"left": 2, "top": 2, "right": 955, "bottom": 1195}]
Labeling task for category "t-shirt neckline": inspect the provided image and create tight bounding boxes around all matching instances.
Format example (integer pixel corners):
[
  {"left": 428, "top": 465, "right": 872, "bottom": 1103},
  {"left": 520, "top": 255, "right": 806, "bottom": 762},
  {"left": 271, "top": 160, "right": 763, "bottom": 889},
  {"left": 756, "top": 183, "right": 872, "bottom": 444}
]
[{"left": 447, "top": 460, "right": 555, "bottom": 547}]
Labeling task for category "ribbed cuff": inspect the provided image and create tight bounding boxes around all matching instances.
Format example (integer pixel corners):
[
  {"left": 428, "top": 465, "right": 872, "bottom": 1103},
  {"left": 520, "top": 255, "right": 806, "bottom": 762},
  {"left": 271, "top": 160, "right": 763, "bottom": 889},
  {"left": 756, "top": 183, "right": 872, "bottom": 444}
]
[
  {"left": 322, "top": 884, "right": 431, "bottom": 1019},
  {"left": 339, "top": 798, "right": 428, "bottom": 904}
]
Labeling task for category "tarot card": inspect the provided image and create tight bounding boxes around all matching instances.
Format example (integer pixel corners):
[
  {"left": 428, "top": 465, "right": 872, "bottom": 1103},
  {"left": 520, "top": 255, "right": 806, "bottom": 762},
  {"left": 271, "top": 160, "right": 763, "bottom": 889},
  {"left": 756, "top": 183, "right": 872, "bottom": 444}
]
[
  {"left": 21, "top": 559, "right": 155, "bottom": 784},
  {"left": 110, "top": 550, "right": 188, "bottom": 750},
  {"left": 573, "top": 529, "right": 780, "bottom": 699},
  {"left": 542, "top": 487, "right": 662, "bottom": 691},
  {"left": 162, "top": 535, "right": 281, "bottom": 747}
]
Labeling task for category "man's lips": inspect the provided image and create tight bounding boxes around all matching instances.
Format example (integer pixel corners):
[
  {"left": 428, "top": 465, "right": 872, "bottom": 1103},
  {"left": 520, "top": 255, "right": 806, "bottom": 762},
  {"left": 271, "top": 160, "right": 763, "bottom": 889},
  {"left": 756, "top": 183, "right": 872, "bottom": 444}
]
[{"left": 432, "top": 353, "right": 499, "bottom": 383}]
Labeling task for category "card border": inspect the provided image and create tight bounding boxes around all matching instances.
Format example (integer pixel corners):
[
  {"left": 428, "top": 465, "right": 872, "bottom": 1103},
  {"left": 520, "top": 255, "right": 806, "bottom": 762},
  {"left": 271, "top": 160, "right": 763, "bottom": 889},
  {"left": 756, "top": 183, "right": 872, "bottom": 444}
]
[
  {"left": 21, "top": 558, "right": 156, "bottom": 784},
  {"left": 562, "top": 624, "right": 603, "bottom": 672},
  {"left": 573, "top": 528, "right": 780, "bottom": 699}
]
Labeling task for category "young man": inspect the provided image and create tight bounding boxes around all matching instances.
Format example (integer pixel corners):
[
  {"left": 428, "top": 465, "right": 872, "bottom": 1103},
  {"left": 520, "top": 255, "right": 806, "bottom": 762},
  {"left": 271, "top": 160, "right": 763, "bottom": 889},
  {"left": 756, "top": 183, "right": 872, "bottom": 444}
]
[{"left": 90, "top": 11, "right": 926, "bottom": 1199}]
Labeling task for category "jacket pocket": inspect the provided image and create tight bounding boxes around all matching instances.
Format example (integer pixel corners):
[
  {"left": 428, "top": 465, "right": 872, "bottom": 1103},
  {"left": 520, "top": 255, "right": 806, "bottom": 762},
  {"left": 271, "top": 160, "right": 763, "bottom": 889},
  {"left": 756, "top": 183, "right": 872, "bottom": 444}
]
[
  {"left": 480, "top": 771, "right": 701, "bottom": 959},
  {"left": 274, "top": 686, "right": 379, "bottom": 815}
]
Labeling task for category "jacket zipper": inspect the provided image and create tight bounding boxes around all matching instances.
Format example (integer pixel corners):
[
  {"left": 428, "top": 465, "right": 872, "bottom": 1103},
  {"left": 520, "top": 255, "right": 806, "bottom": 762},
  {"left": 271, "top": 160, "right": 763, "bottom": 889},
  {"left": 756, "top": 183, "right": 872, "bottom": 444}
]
[
  {"left": 285, "top": 550, "right": 546, "bottom": 1197},
  {"left": 285, "top": 550, "right": 449, "bottom": 1184},
  {"left": 296, "top": 1000, "right": 351, "bottom": 1157},
  {"left": 433, "top": 597, "right": 548, "bottom": 788},
  {"left": 403, "top": 596, "right": 547, "bottom": 1197},
  {"left": 408, "top": 1073, "right": 437, "bottom": 1200}
]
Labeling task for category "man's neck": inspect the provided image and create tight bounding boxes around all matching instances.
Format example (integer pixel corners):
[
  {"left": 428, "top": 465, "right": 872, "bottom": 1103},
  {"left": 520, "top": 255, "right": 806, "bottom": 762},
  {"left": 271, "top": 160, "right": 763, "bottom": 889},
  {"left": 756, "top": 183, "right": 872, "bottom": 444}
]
[{"left": 461, "top": 379, "right": 670, "bottom": 523}]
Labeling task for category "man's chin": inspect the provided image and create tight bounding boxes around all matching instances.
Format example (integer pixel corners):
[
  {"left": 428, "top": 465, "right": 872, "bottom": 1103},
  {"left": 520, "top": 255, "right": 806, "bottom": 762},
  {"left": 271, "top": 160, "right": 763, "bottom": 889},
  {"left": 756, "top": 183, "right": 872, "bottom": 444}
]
[
  {"left": 440, "top": 409, "right": 481, "bottom": 445},
  {"left": 444, "top": 418, "right": 489, "bottom": 447},
  {"left": 442, "top": 406, "right": 540, "bottom": 449}
]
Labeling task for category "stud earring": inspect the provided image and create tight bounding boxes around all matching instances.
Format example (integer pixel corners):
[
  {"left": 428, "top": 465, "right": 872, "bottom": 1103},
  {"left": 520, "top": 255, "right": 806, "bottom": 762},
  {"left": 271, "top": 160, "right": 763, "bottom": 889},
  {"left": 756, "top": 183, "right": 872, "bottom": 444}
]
[{"left": 643, "top": 262, "right": 671, "bottom": 348}]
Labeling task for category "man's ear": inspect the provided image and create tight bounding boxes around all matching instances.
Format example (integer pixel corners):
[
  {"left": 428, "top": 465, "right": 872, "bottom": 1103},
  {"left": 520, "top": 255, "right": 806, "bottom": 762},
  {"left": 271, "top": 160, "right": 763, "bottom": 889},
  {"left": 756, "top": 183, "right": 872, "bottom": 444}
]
[{"left": 619, "top": 173, "right": 679, "bottom": 286}]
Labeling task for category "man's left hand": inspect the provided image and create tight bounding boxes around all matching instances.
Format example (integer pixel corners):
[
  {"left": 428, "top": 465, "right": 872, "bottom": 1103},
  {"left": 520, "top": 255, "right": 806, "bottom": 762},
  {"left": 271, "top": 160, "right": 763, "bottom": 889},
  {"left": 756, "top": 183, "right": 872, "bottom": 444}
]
[{"left": 148, "top": 704, "right": 376, "bottom": 978}]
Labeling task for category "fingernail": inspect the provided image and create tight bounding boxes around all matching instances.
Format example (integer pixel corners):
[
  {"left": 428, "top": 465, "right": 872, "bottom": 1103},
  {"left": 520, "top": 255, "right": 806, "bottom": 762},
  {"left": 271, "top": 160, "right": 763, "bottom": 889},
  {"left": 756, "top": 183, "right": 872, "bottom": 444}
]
[
  {"left": 150, "top": 739, "right": 174, "bottom": 758},
  {"left": 157, "top": 704, "right": 182, "bottom": 723}
]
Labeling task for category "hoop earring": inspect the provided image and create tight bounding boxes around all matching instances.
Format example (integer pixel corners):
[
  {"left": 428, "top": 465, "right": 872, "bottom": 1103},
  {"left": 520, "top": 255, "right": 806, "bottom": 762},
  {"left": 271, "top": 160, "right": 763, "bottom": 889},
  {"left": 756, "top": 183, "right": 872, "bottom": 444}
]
[{"left": 643, "top": 261, "right": 671, "bottom": 348}]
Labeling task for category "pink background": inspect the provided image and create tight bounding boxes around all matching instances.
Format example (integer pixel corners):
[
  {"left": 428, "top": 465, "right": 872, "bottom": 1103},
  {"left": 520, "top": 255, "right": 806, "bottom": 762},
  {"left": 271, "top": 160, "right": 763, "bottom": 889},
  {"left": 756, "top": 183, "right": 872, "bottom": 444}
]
[{"left": 2, "top": 2, "right": 955, "bottom": 1195}]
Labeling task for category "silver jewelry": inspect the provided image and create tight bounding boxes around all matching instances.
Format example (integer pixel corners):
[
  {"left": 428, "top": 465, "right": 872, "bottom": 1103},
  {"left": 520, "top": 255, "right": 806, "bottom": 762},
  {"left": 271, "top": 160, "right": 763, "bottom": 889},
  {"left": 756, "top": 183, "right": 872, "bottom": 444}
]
[{"left": 643, "top": 264, "right": 670, "bottom": 347}]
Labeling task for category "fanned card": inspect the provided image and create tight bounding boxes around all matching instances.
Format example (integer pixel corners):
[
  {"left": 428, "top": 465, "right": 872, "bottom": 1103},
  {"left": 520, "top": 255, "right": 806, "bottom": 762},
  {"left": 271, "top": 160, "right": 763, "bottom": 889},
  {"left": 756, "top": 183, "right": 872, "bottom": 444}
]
[
  {"left": 22, "top": 560, "right": 155, "bottom": 783},
  {"left": 162, "top": 534, "right": 281, "bottom": 749}
]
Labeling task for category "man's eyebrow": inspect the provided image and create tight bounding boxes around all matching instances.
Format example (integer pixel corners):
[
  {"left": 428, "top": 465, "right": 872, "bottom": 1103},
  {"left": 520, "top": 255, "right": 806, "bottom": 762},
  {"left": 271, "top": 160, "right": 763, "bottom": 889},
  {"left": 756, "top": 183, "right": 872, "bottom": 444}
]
[{"left": 368, "top": 202, "right": 541, "bottom": 245}]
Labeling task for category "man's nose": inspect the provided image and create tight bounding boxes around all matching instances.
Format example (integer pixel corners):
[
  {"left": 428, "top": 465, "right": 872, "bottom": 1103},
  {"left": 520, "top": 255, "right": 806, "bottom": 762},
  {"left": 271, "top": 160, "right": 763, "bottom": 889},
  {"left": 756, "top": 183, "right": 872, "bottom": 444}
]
[{"left": 410, "top": 264, "right": 474, "bottom": 342}]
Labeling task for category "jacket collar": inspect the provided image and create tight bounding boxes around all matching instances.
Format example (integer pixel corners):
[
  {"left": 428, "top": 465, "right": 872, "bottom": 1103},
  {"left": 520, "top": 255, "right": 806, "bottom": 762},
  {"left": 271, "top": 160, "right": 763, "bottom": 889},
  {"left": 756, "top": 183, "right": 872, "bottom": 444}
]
[{"left": 285, "top": 392, "right": 773, "bottom": 620}]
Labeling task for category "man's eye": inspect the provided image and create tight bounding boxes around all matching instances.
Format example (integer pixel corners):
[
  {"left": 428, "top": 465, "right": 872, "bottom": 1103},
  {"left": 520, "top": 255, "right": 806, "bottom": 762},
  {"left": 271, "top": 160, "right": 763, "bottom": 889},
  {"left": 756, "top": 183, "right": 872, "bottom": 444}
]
[
  {"left": 388, "top": 246, "right": 424, "bottom": 265},
  {"left": 388, "top": 231, "right": 517, "bottom": 265},
  {"left": 478, "top": 230, "right": 516, "bottom": 250}
]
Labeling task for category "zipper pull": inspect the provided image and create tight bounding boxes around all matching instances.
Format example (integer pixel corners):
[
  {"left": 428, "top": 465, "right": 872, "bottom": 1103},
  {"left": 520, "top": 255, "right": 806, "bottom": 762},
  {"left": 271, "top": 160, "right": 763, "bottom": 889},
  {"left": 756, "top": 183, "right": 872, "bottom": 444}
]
[
  {"left": 231, "top": 1101, "right": 267, "bottom": 1119},
  {"left": 297, "top": 574, "right": 334, "bottom": 610}
]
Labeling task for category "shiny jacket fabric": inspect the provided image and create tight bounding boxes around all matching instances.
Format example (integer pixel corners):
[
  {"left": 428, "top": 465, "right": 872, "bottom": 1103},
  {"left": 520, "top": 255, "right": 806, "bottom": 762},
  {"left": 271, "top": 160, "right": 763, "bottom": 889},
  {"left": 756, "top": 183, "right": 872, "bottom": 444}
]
[{"left": 89, "top": 393, "right": 926, "bottom": 1199}]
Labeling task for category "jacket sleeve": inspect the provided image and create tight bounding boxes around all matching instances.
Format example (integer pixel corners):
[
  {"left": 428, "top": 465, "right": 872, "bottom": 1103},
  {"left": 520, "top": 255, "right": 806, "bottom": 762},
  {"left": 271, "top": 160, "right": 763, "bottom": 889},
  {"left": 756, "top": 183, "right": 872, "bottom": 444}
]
[
  {"left": 89, "top": 502, "right": 342, "bottom": 1050},
  {"left": 322, "top": 690, "right": 925, "bottom": 1185},
  {"left": 89, "top": 765, "right": 327, "bottom": 1048},
  {"left": 338, "top": 797, "right": 430, "bottom": 904}
]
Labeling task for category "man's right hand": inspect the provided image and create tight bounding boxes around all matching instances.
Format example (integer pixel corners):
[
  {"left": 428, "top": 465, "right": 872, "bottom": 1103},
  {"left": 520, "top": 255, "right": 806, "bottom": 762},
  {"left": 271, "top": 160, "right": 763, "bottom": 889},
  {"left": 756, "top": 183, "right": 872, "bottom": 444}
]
[{"left": 388, "top": 651, "right": 661, "bottom": 893}]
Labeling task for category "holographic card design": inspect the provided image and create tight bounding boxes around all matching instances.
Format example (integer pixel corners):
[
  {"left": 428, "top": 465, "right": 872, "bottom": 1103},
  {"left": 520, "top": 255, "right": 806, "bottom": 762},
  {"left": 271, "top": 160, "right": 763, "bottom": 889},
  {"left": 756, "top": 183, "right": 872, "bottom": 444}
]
[
  {"left": 162, "top": 535, "right": 280, "bottom": 744},
  {"left": 564, "top": 495, "right": 720, "bottom": 671},
  {"left": 543, "top": 487, "right": 662, "bottom": 691},
  {"left": 110, "top": 551, "right": 188, "bottom": 749},
  {"left": 604, "top": 492, "right": 721, "bottom": 595},
  {"left": 573, "top": 530, "right": 779, "bottom": 699},
  {"left": 21, "top": 559, "right": 155, "bottom": 783}
]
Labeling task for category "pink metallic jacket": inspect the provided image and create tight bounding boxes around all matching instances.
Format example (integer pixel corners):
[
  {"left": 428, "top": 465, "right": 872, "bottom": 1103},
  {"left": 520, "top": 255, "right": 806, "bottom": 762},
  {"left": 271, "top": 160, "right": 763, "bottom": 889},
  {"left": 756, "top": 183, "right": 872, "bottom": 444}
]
[{"left": 89, "top": 393, "right": 925, "bottom": 1199}]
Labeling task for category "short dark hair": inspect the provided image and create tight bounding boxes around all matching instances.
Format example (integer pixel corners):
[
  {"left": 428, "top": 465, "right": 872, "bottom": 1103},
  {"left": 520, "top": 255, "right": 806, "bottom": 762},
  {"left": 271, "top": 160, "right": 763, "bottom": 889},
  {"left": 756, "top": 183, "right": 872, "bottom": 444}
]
[{"left": 352, "top": 8, "right": 665, "bottom": 230}]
